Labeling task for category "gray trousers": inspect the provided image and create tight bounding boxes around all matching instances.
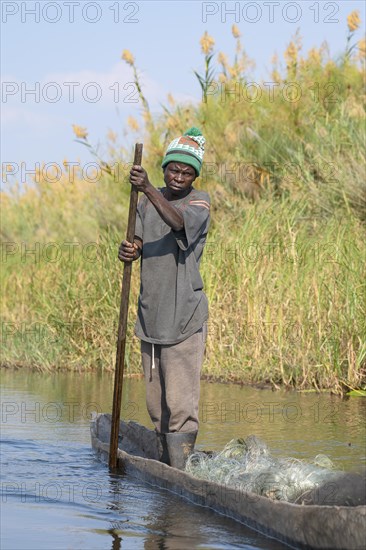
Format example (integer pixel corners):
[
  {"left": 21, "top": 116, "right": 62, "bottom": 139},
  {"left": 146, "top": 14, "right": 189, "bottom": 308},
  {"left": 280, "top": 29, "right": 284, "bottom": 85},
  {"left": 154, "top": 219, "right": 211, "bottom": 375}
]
[{"left": 141, "top": 326, "right": 206, "bottom": 434}]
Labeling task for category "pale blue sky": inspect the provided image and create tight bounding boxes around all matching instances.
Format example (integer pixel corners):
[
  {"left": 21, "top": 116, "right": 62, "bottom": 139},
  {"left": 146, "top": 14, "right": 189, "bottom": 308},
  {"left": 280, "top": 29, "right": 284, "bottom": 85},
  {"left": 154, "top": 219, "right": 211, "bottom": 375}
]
[{"left": 1, "top": 0, "right": 365, "bottom": 174}]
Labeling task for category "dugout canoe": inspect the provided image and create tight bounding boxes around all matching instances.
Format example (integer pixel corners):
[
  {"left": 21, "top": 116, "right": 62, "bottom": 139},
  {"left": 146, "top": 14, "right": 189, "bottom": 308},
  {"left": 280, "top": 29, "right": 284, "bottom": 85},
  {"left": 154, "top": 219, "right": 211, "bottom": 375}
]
[{"left": 90, "top": 413, "right": 366, "bottom": 550}]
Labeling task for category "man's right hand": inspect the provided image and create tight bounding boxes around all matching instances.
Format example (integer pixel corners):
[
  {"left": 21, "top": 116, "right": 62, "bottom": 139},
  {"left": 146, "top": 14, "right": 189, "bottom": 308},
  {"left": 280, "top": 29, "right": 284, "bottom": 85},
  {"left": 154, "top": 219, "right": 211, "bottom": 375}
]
[{"left": 118, "top": 240, "right": 141, "bottom": 262}]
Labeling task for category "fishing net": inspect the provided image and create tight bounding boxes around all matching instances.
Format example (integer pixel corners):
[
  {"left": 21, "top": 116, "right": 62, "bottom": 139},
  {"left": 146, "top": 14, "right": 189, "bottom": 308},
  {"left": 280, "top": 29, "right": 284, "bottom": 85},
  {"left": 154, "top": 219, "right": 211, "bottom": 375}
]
[{"left": 185, "top": 436, "right": 339, "bottom": 502}]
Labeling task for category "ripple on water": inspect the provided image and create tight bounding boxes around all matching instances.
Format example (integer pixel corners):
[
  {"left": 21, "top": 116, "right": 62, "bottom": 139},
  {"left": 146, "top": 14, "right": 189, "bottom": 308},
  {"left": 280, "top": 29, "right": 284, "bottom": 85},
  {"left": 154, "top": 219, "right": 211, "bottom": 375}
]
[{"left": 1, "top": 370, "right": 365, "bottom": 549}]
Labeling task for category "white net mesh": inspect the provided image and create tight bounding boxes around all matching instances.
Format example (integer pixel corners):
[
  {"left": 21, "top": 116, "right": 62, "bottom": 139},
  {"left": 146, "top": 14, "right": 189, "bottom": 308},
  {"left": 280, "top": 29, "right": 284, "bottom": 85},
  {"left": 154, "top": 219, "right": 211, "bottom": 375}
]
[{"left": 185, "top": 435, "right": 339, "bottom": 502}]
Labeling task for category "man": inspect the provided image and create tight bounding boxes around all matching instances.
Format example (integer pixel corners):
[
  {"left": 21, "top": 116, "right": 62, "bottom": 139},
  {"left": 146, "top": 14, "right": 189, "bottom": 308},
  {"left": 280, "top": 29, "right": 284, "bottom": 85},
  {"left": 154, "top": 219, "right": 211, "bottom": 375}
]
[{"left": 118, "top": 127, "right": 210, "bottom": 469}]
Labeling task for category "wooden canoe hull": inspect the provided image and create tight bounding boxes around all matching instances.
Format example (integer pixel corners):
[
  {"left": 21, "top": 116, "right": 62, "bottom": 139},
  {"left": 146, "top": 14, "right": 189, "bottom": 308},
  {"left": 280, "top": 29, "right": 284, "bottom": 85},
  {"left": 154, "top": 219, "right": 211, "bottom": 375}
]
[{"left": 90, "top": 413, "right": 366, "bottom": 550}]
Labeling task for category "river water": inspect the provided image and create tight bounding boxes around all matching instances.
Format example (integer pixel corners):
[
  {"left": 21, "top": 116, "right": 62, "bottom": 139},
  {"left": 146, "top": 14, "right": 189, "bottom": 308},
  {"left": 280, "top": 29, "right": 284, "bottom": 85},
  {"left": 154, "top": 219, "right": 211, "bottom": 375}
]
[{"left": 1, "top": 369, "right": 365, "bottom": 550}]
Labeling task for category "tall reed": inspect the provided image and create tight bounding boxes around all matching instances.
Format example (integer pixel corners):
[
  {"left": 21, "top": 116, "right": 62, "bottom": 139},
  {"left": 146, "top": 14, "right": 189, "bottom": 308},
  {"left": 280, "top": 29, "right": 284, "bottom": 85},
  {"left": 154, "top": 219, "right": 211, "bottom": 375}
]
[{"left": 1, "top": 12, "right": 365, "bottom": 391}]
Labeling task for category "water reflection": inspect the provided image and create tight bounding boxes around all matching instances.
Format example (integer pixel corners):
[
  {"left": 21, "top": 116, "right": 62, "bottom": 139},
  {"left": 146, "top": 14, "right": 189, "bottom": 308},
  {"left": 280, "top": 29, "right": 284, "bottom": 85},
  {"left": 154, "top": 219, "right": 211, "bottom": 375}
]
[
  {"left": 1, "top": 368, "right": 365, "bottom": 549},
  {"left": 108, "top": 528, "right": 122, "bottom": 550},
  {"left": 104, "top": 472, "right": 288, "bottom": 550},
  {"left": 198, "top": 381, "right": 366, "bottom": 470},
  {"left": 1, "top": 369, "right": 365, "bottom": 469}
]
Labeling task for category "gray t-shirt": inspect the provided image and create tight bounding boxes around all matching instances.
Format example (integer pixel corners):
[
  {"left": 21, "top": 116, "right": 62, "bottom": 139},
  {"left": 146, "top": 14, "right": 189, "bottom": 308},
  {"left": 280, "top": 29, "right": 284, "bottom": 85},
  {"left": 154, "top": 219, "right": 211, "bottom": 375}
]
[{"left": 134, "top": 187, "right": 210, "bottom": 344}]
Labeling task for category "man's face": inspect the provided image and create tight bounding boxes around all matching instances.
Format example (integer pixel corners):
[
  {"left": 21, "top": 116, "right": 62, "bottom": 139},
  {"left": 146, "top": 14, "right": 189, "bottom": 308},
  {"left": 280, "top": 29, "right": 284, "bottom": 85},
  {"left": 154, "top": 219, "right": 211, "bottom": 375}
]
[{"left": 163, "top": 162, "right": 197, "bottom": 197}]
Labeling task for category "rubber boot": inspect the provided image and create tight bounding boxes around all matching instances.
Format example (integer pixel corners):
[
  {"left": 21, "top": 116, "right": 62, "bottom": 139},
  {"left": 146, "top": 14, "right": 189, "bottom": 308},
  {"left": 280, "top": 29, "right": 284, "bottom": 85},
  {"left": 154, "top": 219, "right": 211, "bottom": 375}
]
[
  {"left": 165, "top": 431, "right": 197, "bottom": 470},
  {"left": 156, "top": 432, "right": 170, "bottom": 464}
]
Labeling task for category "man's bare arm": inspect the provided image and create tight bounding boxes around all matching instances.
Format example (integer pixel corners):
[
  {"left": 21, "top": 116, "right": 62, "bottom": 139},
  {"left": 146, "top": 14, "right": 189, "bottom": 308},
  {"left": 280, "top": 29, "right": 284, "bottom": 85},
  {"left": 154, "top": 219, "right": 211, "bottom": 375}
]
[{"left": 129, "top": 165, "right": 184, "bottom": 231}]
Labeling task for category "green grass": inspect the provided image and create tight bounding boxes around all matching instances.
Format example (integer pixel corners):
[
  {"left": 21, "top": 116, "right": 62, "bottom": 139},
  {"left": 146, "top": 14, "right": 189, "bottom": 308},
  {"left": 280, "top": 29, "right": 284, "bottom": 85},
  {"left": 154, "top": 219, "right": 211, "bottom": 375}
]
[{"left": 1, "top": 23, "right": 365, "bottom": 392}]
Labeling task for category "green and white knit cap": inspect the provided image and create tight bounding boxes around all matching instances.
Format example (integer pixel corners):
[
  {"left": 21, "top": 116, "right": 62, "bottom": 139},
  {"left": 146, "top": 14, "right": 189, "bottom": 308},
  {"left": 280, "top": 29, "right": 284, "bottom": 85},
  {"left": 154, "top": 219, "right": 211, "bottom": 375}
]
[{"left": 161, "top": 127, "right": 205, "bottom": 175}]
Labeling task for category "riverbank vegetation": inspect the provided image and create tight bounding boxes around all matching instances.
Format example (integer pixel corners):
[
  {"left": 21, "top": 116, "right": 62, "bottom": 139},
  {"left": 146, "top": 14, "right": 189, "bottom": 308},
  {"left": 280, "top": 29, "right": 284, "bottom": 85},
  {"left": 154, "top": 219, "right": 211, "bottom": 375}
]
[{"left": 1, "top": 13, "right": 365, "bottom": 392}]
